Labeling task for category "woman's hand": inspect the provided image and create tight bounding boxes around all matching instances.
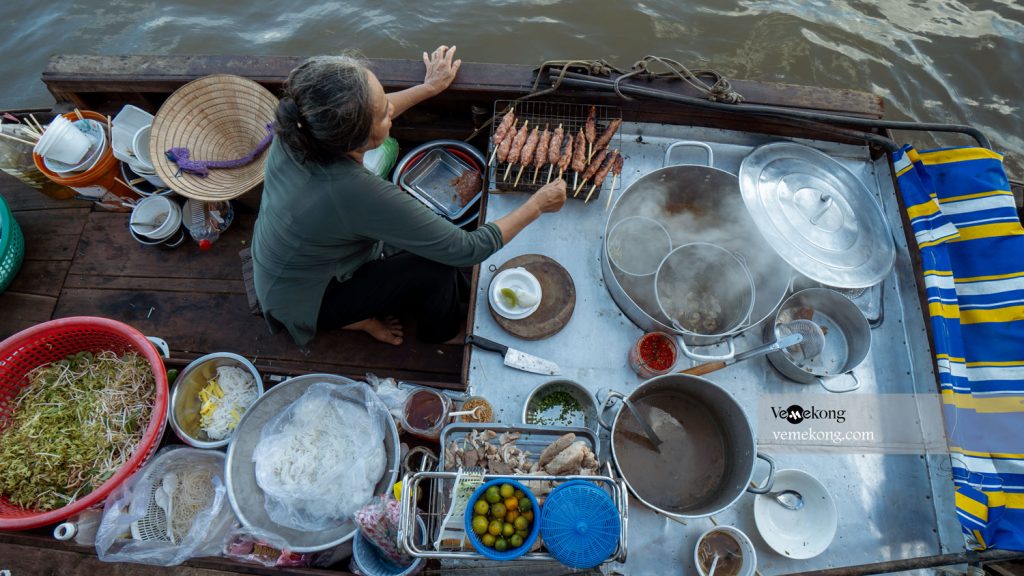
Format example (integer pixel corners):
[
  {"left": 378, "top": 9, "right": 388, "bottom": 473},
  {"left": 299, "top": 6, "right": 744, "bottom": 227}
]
[
  {"left": 423, "top": 45, "right": 462, "bottom": 96},
  {"left": 529, "top": 178, "right": 567, "bottom": 213}
]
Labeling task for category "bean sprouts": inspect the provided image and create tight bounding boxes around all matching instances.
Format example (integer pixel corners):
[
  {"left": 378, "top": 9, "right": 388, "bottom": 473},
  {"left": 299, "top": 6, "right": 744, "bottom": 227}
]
[
  {"left": 0, "top": 351, "right": 155, "bottom": 510},
  {"left": 199, "top": 366, "right": 258, "bottom": 440}
]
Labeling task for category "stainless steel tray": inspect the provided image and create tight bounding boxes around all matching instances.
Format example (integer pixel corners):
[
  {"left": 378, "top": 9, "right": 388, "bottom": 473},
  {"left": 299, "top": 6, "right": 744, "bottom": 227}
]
[
  {"left": 399, "top": 147, "right": 481, "bottom": 220},
  {"left": 439, "top": 422, "right": 600, "bottom": 466}
]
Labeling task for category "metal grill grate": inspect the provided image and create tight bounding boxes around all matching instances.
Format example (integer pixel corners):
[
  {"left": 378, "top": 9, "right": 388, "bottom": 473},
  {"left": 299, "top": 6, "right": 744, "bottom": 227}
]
[{"left": 487, "top": 100, "right": 622, "bottom": 201}]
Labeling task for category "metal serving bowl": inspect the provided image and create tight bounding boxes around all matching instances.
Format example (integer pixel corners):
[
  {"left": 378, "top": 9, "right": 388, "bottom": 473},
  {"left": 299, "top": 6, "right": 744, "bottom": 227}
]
[
  {"left": 168, "top": 352, "right": 263, "bottom": 449},
  {"left": 522, "top": 379, "right": 600, "bottom": 431},
  {"left": 224, "top": 373, "right": 401, "bottom": 553}
]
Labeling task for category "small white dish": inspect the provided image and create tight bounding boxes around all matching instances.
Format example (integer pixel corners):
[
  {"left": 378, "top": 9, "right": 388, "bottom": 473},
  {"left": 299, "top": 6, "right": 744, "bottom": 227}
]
[
  {"left": 693, "top": 525, "right": 756, "bottom": 576},
  {"left": 753, "top": 468, "right": 837, "bottom": 559},
  {"left": 489, "top": 267, "right": 542, "bottom": 320}
]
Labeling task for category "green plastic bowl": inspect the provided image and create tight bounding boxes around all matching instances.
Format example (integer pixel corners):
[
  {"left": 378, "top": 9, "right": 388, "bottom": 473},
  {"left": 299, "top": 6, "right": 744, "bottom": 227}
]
[{"left": 0, "top": 194, "right": 25, "bottom": 294}]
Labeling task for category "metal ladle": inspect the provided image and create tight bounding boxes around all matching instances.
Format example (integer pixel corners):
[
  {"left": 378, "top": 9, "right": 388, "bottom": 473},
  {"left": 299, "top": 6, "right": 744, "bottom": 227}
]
[
  {"left": 776, "top": 319, "right": 826, "bottom": 363},
  {"left": 767, "top": 488, "right": 804, "bottom": 510},
  {"left": 683, "top": 332, "right": 804, "bottom": 376}
]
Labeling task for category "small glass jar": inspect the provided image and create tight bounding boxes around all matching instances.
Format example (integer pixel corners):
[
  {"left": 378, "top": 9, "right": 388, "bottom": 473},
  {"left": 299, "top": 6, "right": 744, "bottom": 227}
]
[
  {"left": 628, "top": 331, "right": 679, "bottom": 378},
  {"left": 400, "top": 388, "right": 452, "bottom": 441}
]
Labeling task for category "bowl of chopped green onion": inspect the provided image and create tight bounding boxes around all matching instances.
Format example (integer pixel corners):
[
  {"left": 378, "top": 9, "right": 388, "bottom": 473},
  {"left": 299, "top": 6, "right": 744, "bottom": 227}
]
[
  {"left": 169, "top": 352, "right": 263, "bottom": 449},
  {"left": 522, "top": 379, "right": 599, "bottom": 431}
]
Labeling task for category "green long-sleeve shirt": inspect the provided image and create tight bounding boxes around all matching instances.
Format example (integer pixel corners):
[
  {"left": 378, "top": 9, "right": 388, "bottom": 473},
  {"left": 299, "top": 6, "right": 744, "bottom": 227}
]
[{"left": 252, "top": 138, "right": 503, "bottom": 345}]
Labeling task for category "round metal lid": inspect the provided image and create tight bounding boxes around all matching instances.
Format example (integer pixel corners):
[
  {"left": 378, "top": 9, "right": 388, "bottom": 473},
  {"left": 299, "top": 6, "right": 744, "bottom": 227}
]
[{"left": 739, "top": 142, "right": 895, "bottom": 289}]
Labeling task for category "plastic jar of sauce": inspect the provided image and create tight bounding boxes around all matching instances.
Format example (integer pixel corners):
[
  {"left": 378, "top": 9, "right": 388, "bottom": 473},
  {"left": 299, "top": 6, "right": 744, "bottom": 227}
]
[
  {"left": 628, "top": 332, "right": 679, "bottom": 378},
  {"left": 400, "top": 388, "right": 452, "bottom": 440}
]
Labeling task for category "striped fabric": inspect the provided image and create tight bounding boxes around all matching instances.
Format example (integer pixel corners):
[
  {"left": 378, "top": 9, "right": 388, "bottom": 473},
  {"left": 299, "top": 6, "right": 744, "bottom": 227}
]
[{"left": 894, "top": 145, "right": 1024, "bottom": 550}]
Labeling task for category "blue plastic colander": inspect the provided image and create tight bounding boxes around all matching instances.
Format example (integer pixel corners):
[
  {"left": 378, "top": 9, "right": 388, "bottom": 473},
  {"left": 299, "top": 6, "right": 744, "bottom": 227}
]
[{"left": 540, "top": 480, "right": 621, "bottom": 569}]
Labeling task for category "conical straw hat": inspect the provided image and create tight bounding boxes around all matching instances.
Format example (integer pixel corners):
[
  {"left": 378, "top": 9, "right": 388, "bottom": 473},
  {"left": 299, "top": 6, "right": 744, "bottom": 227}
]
[{"left": 151, "top": 74, "right": 278, "bottom": 201}]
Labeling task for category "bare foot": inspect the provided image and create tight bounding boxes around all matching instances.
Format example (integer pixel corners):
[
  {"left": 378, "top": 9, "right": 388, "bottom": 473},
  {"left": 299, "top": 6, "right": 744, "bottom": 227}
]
[{"left": 343, "top": 317, "right": 404, "bottom": 345}]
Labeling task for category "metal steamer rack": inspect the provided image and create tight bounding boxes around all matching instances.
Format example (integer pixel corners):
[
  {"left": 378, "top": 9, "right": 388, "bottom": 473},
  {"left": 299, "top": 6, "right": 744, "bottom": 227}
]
[
  {"left": 488, "top": 100, "right": 622, "bottom": 199},
  {"left": 396, "top": 424, "right": 629, "bottom": 564}
]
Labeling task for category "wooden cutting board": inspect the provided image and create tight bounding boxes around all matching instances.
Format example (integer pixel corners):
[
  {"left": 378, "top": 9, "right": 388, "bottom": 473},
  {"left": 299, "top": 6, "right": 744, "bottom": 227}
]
[{"left": 489, "top": 254, "right": 575, "bottom": 340}]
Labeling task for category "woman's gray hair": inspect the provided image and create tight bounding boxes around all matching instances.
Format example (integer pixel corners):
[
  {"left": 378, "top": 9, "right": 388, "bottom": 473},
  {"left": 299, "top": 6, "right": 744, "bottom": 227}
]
[{"left": 275, "top": 54, "right": 374, "bottom": 164}]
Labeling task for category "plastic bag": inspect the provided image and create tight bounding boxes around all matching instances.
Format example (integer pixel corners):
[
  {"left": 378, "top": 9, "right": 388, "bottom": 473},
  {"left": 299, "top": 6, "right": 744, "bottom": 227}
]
[
  {"left": 365, "top": 373, "right": 409, "bottom": 421},
  {"left": 354, "top": 494, "right": 411, "bottom": 567},
  {"left": 253, "top": 381, "right": 389, "bottom": 531},
  {"left": 95, "top": 447, "right": 235, "bottom": 566},
  {"left": 224, "top": 527, "right": 313, "bottom": 568}
]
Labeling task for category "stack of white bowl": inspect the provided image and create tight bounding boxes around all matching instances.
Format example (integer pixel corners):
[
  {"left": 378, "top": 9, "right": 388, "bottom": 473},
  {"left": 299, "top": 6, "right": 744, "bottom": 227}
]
[
  {"left": 35, "top": 115, "right": 107, "bottom": 176},
  {"left": 111, "top": 105, "right": 167, "bottom": 189}
]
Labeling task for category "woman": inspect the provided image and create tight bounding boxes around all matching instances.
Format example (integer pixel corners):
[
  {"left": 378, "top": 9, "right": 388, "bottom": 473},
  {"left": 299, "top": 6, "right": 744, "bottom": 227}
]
[{"left": 253, "top": 46, "right": 567, "bottom": 348}]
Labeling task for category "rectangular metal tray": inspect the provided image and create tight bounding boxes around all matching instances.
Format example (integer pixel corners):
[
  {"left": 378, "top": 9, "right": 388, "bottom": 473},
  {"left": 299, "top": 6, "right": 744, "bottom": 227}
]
[
  {"left": 399, "top": 148, "right": 480, "bottom": 220},
  {"left": 438, "top": 422, "right": 600, "bottom": 467}
]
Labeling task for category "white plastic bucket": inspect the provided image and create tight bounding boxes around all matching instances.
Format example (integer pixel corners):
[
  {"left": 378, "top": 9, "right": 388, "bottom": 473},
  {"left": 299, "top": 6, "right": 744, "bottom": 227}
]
[
  {"left": 43, "top": 119, "right": 107, "bottom": 175},
  {"left": 35, "top": 115, "right": 92, "bottom": 165},
  {"left": 130, "top": 195, "right": 182, "bottom": 240}
]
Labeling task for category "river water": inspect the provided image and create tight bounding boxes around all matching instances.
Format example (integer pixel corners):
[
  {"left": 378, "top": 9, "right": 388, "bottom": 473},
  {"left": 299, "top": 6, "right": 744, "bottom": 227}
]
[{"left": 1, "top": 0, "right": 1021, "bottom": 176}]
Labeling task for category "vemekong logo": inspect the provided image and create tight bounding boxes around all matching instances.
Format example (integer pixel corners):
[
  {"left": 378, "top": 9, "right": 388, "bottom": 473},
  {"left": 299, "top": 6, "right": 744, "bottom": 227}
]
[{"left": 772, "top": 404, "right": 846, "bottom": 424}]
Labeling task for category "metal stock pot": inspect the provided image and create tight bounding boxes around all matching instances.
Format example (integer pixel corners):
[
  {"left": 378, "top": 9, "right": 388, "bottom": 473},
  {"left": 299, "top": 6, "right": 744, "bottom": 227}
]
[{"left": 599, "top": 374, "right": 775, "bottom": 520}]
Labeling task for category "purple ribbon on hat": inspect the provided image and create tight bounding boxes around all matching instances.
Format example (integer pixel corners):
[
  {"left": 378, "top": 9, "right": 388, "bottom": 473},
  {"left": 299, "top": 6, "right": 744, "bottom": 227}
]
[{"left": 165, "top": 123, "right": 274, "bottom": 177}]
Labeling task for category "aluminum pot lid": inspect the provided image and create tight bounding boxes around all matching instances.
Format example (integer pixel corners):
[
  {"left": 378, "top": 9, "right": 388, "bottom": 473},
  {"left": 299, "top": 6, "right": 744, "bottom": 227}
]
[{"left": 739, "top": 142, "right": 895, "bottom": 289}]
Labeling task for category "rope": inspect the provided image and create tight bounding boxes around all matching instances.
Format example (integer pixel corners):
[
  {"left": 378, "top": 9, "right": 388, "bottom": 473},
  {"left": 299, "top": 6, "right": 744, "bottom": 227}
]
[
  {"left": 166, "top": 123, "right": 274, "bottom": 177},
  {"left": 464, "top": 56, "right": 743, "bottom": 142}
]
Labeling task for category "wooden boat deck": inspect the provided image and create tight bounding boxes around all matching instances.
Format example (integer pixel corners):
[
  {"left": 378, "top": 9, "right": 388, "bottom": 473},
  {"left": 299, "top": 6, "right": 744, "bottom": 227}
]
[{"left": 0, "top": 175, "right": 467, "bottom": 387}]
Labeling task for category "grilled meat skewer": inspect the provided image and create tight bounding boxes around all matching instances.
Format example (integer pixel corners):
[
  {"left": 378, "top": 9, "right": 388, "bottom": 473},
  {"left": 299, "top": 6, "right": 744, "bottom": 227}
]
[
  {"left": 557, "top": 133, "right": 574, "bottom": 180},
  {"left": 532, "top": 125, "right": 551, "bottom": 184},
  {"left": 514, "top": 125, "right": 541, "bottom": 188},
  {"left": 571, "top": 128, "right": 587, "bottom": 190},
  {"left": 488, "top": 108, "right": 516, "bottom": 166},
  {"left": 606, "top": 150, "right": 625, "bottom": 210},
  {"left": 575, "top": 147, "right": 608, "bottom": 197},
  {"left": 546, "top": 124, "right": 564, "bottom": 183},
  {"left": 584, "top": 105, "right": 597, "bottom": 162},
  {"left": 593, "top": 118, "right": 622, "bottom": 153},
  {"left": 586, "top": 149, "right": 618, "bottom": 203},
  {"left": 496, "top": 120, "right": 517, "bottom": 165},
  {"left": 503, "top": 120, "right": 530, "bottom": 181}
]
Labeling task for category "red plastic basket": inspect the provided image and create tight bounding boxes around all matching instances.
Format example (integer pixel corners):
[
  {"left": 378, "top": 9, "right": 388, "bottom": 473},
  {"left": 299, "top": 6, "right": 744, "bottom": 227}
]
[{"left": 0, "top": 317, "right": 168, "bottom": 530}]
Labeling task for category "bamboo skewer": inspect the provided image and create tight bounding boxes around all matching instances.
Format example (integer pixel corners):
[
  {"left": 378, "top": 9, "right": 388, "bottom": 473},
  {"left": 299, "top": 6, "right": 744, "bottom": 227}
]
[
  {"left": 546, "top": 164, "right": 554, "bottom": 184},
  {"left": 28, "top": 114, "right": 45, "bottom": 135},
  {"left": 73, "top": 108, "right": 84, "bottom": 121},
  {"left": 574, "top": 178, "right": 588, "bottom": 198},
  {"left": 514, "top": 165, "right": 526, "bottom": 188},
  {"left": 0, "top": 132, "right": 38, "bottom": 147},
  {"left": 605, "top": 174, "right": 619, "bottom": 210}
]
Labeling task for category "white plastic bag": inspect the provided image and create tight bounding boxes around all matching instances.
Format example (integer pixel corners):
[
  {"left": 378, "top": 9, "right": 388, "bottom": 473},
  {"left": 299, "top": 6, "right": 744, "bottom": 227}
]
[
  {"left": 252, "top": 381, "right": 389, "bottom": 531},
  {"left": 95, "top": 447, "right": 235, "bottom": 566}
]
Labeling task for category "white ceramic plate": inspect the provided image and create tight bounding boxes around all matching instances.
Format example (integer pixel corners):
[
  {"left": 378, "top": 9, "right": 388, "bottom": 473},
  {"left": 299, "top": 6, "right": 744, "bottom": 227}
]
[
  {"left": 489, "top": 267, "right": 542, "bottom": 320},
  {"left": 753, "top": 469, "right": 838, "bottom": 559}
]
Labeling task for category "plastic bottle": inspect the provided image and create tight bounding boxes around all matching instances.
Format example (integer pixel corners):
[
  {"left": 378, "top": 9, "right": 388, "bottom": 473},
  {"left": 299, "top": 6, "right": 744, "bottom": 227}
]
[
  {"left": 185, "top": 199, "right": 234, "bottom": 250},
  {"left": 53, "top": 508, "right": 102, "bottom": 545}
]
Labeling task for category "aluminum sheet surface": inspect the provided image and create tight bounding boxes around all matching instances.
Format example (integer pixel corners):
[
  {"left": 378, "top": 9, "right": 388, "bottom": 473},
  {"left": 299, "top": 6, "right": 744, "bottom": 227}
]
[{"left": 469, "top": 122, "right": 960, "bottom": 575}]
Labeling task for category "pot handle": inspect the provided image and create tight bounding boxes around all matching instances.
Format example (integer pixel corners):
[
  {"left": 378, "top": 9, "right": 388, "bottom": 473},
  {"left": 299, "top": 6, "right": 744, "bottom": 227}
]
[
  {"left": 677, "top": 334, "right": 737, "bottom": 362},
  {"left": 819, "top": 372, "right": 861, "bottom": 393},
  {"left": 664, "top": 141, "right": 714, "bottom": 168},
  {"left": 597, "top": 389, "right": 625, "bottom": 431},
  {"left": 746, "top": 452, "right": 777, "bottom": 494}
]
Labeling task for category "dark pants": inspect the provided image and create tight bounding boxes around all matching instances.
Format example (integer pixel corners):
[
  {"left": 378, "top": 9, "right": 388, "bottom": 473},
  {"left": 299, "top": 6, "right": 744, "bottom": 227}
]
[{"left": 317, "top": 252, "right": 469, "bottom": 343}]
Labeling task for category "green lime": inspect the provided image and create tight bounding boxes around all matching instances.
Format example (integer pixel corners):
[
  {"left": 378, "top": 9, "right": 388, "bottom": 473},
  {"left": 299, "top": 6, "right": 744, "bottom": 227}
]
[
  {"left": 499, "top": 483, "right": 515, "bottom": 499},
  {"left": 490, "top": 502, "right": 506, "bottom": 519},
  {"left": 514, "top": 516, "right": 528, "bottom": 531},
  {"left": 488, "top": 519, "right": 503, "bottom": 536},
  {"left": 485, "top": 485, "right": 501, "bottom": 504},
  {"left": 514, "top": 489, "right": 525, "bottom": 500},
  {"left": 494, "top": 538, "right": 508, "bottom": 552},
  {"left": 510, "top": 534, "right": 524, "bottom": 548},
  {"left": 500, "top": 287, "right": 518, "bottom": 308},
  {"left": 516, "top": 529, "right": 529, "bottom": 540},
  {"left": 481, "top": 533, "right": 496, "bottom": 547},
  {"left": 473, "top": 499, "right": 489, "bottom": 516},
  {"left": 471, "top": 515, "right": 489, "bottom": 535},
  {"left": 501, "top": 522, "right": 515, "bottom": 538},
  {"left": 518, "top": 497, "right": 532, "bottom": 512}
]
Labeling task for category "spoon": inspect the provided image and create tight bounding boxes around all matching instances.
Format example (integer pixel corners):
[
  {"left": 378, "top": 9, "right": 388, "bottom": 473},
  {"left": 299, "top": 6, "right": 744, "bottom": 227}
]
[
  {"left": 620, "top": 395, "right": 662, "bottom": 452},
  {"left": 767, "top": 488, "right": 804, "bottom": 510},
  {"left": 448, "top": 406, "right": 481, "bottom": 419},
  {"left": 707, "top": 554, "right": 720, "bottom": 576},
  {"left": 161, "top": 473, "right": 179, "bottom": 542}
]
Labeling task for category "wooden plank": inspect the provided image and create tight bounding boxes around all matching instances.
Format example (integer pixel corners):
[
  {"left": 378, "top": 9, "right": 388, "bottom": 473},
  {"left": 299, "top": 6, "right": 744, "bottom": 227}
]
[
  {"left": 7, "top": 259, "right": 71, "bottom": 297},
  {"left": 0, "top": 173, "right": 91, "bottom": 212},
  {"left": 42, "top": 55, "right": 884, "bottom": 117},
  {"left": 63, "top": 273, "right": 244, "bottom": 294},
  {"left": 16, "top": 207, "right": 90, "bottom": 261},
  {"left": 70, "top": 211, "right": 253, "bottom": 280},
  {"left": 53, "top": 288, "right": 464, "bottom": 383},
  {"left": 0, "top": 292, "right": 57, "bottom": 338}
]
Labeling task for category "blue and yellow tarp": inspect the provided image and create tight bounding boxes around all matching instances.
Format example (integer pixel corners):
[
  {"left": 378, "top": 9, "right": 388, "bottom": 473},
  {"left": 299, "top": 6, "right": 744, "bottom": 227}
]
[{"left": 895, "top": 145, "right": 1024, "bottom": 550}]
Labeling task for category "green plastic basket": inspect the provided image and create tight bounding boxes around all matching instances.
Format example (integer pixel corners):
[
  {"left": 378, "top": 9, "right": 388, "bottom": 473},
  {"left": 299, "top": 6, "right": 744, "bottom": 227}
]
[{"left": 0, "top": 194, "right": 25, "bottom": 294}]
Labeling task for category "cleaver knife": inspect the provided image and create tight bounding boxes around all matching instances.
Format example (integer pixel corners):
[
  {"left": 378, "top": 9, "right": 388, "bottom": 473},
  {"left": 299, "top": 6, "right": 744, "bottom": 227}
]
[{"left": 466, "top": 335, "right": 561, "bottom": 376}]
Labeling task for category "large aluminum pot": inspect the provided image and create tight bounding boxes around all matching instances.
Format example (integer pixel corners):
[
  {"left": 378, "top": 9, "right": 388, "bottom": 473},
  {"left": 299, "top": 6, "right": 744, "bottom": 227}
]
[
  {"left": 602, "top": 141, "right": 792, "bottom": 360},
  {"left": 765, "top": 288, "right": 871, "bottom": 393},
  {"left": 599, "top": 374, "right": 775, "bottom": 519}
]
